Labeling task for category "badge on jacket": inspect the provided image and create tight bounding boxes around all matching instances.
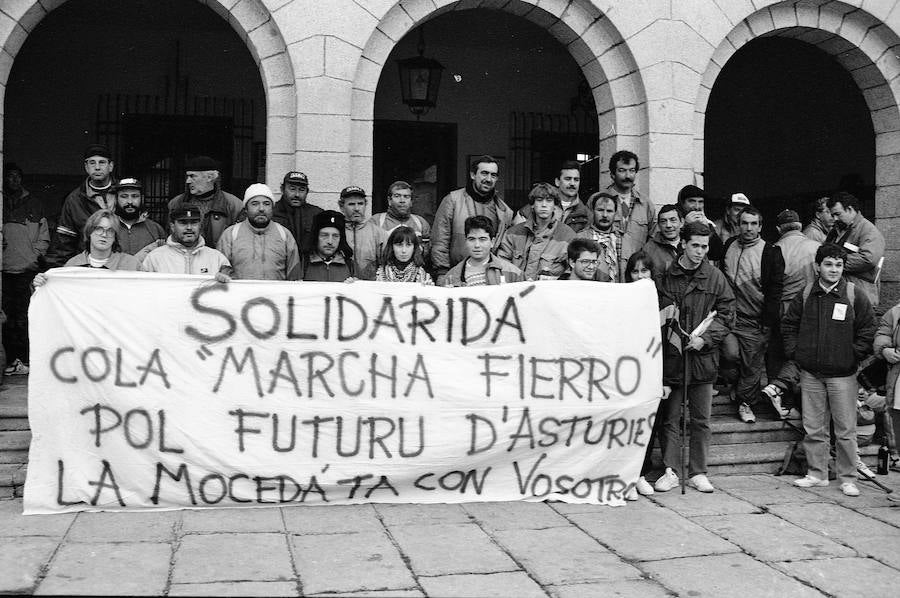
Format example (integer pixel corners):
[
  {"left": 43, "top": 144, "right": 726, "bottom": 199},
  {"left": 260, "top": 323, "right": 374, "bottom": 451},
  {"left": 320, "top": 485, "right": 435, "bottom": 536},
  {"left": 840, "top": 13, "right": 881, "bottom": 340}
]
[{"left": 833, "top": 303, "right": 847, "bottom": 321}]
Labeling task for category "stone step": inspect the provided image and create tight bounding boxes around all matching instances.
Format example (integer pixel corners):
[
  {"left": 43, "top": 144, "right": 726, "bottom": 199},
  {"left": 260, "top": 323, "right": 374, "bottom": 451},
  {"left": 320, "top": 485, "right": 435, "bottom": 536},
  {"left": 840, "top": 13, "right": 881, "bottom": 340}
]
[
  {"left": 709, "top": 418, "right": 802, "bottom": 445},
  {"left": 0, "top": 430, "right": 31, "bottom": 451}
]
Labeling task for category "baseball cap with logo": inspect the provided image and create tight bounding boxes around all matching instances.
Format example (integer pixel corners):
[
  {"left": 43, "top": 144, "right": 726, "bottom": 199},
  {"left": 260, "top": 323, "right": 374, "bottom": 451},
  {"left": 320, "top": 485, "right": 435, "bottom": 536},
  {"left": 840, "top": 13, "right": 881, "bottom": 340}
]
[
  {"left": 115, "top": 177, "right": 142, "bottom": 192},
  {"left": 170, "top": 204, "right": 203, "bottom": 221},
  {"left": 340, "top": 186, "right": 366, "bottom": 199},
  {"left": 283, "top": 171, "right": 309, "bottom": 187}
]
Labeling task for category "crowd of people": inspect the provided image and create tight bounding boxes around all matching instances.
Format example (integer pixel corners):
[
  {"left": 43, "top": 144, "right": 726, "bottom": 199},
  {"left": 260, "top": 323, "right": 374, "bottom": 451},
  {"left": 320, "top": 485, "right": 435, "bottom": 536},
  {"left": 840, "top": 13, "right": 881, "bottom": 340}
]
[{"left": 2, "top": 144, "right": 898, "bottom": 501}]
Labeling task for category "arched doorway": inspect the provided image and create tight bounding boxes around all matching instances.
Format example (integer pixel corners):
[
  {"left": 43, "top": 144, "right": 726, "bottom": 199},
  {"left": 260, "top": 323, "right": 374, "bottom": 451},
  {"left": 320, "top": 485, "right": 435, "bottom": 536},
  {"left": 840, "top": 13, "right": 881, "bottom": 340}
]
[
  {"left": 351, "top": 0, "right": 648, "bottom": 217},
  {"left": 372, "top": 9, "right": 599, "bottom": 218},
  {"left": 704, "top": 36, "right": 875, "bottom": 230},
  {"left": 2, "top": 0, "right": 294, "bottom": 224}
]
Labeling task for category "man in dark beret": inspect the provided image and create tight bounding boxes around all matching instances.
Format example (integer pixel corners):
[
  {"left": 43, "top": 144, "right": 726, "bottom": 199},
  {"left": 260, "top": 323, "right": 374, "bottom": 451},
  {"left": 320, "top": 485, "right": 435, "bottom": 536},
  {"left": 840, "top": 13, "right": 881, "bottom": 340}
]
[{"left": 166, "top": 155, "right": 243, "bottom": 248}]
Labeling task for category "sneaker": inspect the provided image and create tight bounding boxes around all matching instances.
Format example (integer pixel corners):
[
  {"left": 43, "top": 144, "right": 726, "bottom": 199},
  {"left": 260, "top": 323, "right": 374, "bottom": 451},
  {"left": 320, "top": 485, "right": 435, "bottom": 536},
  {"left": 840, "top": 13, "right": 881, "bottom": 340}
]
[
  {"left": 635, "top": 476, "right": 655, "bottom": 496},
  {"left": 841, "top": 482, "right": 860, "bottom": 497},
  {"left": 738, "top": 402, "right": 756, "bottom": 423},
  {"left": 624, "top": 485, "right": 638, "bottom": 501},
  {"left": 689, "top": 474, "right": 714, "bottom": 493},
  {"left": 794, "top": 475, "right": 829, "bottom": 488},
  {"left": 761, "top": 384, "right": 783, "bottom": 414},
  {"left": 3, "top": 359, "right": 28, "bottom": 376},
  {"left": 654, "top": 468, "right": 679, "bottom": 492},
  {"left": 857, "top": 461, "right": 876, "bottom": 480}
]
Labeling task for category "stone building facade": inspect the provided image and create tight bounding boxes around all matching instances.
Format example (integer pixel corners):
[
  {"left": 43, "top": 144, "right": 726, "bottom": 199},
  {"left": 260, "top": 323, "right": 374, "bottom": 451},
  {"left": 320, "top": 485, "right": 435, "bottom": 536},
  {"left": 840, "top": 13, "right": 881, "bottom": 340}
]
[{"left": 1, "top": 0, "right": 899, "bottom": 302}]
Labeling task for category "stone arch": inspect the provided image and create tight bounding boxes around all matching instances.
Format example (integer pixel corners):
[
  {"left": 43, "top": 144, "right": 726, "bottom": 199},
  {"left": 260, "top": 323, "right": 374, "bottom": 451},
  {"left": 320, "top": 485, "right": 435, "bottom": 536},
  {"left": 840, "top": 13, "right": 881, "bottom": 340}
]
[
  {"left": 349, "top": 0, "right": 648, "bottom": 202},
  {"left": 0, "top": 0, "right": 296, "bottom": 185},
  {"left": 693, "top": 1, "right": 900, "bottom": 202}
]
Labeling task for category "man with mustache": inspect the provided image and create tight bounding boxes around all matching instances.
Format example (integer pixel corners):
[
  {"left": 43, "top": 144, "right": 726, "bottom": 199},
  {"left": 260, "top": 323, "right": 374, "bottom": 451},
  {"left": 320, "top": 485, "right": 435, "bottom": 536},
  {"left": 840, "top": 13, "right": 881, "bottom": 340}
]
[
  {"left": 217, "top": 183, "right": 301, "bottom": 280},
  {"left": 339, "top": 186, "right": 387, "bottom": 280},
  {"left": 111, "top": 178, "right": 166, "bottom": 256},
  {"left": 142, "top": 204, "right": 231, "bottom": 279},
  {"left": 576, "top": 192, "right": 622, "bottom": 282},
  {"left": 432, "top": 155, "right": 514, "bottom": 285},
  {"left": 371, "top": 180, "right": 431, "bottom": 262},
  {"left": 606, "top": 150, "right": 655, "bottom": 269}
]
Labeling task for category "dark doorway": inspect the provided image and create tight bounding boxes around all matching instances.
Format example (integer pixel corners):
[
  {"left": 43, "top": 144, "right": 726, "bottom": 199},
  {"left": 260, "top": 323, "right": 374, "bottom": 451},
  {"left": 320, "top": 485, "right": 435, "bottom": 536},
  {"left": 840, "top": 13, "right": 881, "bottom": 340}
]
[
  {"left": 373, "top": 120, "right": 457, "bottom": 222},
  {"left": 704, "top": 37, "right": 875, "bottom": 237},
  {"left": 122, "top": 115, "right": 233, "bottom": 222}
]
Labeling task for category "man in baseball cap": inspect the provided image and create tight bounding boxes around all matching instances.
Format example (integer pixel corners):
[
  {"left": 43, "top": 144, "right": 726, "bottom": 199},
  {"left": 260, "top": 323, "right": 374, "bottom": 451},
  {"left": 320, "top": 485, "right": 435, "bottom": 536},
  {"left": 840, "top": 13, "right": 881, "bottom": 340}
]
[
  {"left": 143, "top": 203, "right": 231, "bottom": 281},
  {"left": 216, "top": 183, "right": 300, "bottom": 280},
  {"left": 112, "top": 177, "right": 166, "bottom": 256},
  {"left": 713, "top": 192, "right": 751, "bottom": 246},
  {"left": 339, "top": 185, "right": 387, "bottom": 280},
  {"left": 272, "top": 170, "right": 322, "bottom": 250}
]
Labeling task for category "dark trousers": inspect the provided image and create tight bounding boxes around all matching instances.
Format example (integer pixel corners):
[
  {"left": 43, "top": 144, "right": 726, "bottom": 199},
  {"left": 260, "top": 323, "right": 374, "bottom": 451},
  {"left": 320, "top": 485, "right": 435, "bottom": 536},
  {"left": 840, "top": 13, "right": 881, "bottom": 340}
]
[
  {"left": 722, "top": 323, "right": 769, "bottom": 406},
  {"left": 660, "top": 382, "right": 713, "bottom": 477},
  {"left": 641, "top": 399, "right": 666, "bottom": 476},
  {"left": 2, "top": 272, "right": 35, "bottom": 363}
]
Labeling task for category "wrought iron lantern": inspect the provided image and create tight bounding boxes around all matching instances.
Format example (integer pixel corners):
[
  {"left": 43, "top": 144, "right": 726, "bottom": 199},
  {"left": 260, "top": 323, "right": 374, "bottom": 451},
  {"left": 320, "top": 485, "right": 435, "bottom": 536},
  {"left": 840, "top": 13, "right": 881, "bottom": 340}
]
[{"left": 397, "top": 27, "right": 444, "bottom": 119}]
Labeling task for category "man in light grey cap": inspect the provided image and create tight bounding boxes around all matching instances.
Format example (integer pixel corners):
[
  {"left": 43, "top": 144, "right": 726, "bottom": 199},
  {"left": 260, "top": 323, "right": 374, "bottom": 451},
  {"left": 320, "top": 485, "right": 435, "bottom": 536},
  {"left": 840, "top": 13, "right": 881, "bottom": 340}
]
[{"left": 217, "top": 183, "right": 301, "bottom": 280}]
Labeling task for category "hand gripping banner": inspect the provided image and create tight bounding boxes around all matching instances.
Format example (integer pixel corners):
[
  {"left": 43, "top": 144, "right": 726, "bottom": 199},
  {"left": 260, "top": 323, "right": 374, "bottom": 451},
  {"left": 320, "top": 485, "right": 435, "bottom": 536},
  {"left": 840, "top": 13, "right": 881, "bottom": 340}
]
[{"left": 24, "top": 270, "right": 662, "bottom": 513}]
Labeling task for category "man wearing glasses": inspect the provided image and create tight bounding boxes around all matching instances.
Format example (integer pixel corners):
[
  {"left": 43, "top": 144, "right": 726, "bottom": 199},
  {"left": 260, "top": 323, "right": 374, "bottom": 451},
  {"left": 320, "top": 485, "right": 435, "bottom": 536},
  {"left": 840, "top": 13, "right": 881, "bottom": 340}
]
[
  {"left": 372, "top": 181, "right": 432, "bottom": 263},
  {"left": 44, "top": 144, "right": 118, "bottom": 267},
  {"left": 558, "top": 238, "right": 600, "bottom": 281}
]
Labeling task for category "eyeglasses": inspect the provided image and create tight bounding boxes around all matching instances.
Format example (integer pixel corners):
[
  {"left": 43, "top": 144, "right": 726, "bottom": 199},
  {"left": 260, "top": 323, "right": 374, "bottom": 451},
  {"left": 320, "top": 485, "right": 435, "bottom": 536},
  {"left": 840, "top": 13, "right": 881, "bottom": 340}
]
[
  {"left": 576, "top": 259, "right": 599, "bottom": 267},
  {"left": 91, "top": 226, "right": 115, "bottom": 236}
]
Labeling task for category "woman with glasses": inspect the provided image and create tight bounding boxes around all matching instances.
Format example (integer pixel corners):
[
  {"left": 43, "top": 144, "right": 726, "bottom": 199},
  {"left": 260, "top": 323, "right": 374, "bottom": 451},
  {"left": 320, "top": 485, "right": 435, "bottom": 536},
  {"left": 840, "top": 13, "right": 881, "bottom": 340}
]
[{"left": 32, "top": 209, "right": 139, "bottom": 287}]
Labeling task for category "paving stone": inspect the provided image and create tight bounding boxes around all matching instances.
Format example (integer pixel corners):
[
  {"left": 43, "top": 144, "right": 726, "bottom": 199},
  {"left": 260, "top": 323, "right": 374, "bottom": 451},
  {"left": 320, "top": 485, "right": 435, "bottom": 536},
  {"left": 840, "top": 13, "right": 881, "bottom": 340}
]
[
  {"left": 493, "top": 527, "right": 641, "bottom": 585},
  {"left": 0, "top": 498, "right": 75, "bottom": 536},
  {"left": 568, "top": 501, "right": 740, "bottom": 561},
  {"left": 66, "top": 510, "right": 179, "bottom": 542},
  {"left": 698, "top": 513, "right": 857, "bottom": 561},
  {"left": 649, "top": 488, "right": 761, "bottom": 517},
  {"left": 767, "top": 502, "right": 894, "bottom": 540},
  {"left": 716, "top": 474, "right": 829, "bottom": 505},
  {"left": 548, "top": 501, "right": 607, "bottom": 515},
  {"left": 858, "top": 506, "right": 900, "bottom": 528},
  {"left": 642, "top": 553, "right": 824, "bottom": 598},
  {"left": 845, "top": 533, "right": 900, "bottom": 570},
  {"left": 800, "top": 482, "right": 900, "bottom": 508},
  {"left": 389, "top": 523, "right": 518, "bottom": 576},
  {"left": 777, "top": 557, "right": 900, "bottom": 597},
  {"left": 418, "top": 572, "right": 546, "bottom": 597},
  {"left": 0, "top": 537, "right": 58, "bottom": 593},
  {"left": 308, "top": 591, "right": 423, "bottom": 597},
  {"left": 376, "top": 503, "right": 470, "bottom": 526},
  {"left": 463, "top": 501, "right": 569, "bottom": 531},
  {"left": 36, "top": 541, "right": 170, "bottom": 595},
  {"left": 172, "top": 533, "right": 293, "bottom": 584},
  {"left": 283, "top": 504, "right": 383, "bottom": 535},
  {"left": 547, "top": 579, "right": 672, "bottom": 598},
  {"left": 181, "top": 507, "right": 284, "bottom": 533},
  {"left": 292, "top": 530, "right": 414, "bottom": 594},
  {"left": 169, "top": 581, "right": 299, "bottom": 596}
]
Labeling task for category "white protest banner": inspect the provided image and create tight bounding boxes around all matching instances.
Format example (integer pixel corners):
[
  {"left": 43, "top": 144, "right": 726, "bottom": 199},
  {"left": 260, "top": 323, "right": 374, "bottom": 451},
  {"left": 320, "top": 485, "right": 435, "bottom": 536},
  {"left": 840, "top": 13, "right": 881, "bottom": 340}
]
[{"left": 24, "top": 270, "right": 662, "bottom": 513}]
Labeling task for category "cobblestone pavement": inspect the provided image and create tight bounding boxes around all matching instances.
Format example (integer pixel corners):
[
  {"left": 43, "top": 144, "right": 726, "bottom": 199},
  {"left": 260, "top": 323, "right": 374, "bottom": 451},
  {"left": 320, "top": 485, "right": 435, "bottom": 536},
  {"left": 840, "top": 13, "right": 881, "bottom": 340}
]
[{"left": 2, "top": 473, "right": 900, "bottom": 596}]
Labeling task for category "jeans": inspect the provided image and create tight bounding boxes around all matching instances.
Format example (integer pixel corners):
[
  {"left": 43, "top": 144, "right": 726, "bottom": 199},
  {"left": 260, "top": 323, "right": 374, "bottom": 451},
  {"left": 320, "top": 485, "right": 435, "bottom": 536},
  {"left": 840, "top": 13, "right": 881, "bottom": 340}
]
[
  {"left": 799, "top": 370, "right": 858, "bottom": 484},
  {"left": 729, "top": 323, "right": 769, "bottom": 406},
  {"left": 1, "top": 272, "right": 35, "bottom": 363},
  {"left": 660, "top": 382, "right": 712, "bottom": 477}
]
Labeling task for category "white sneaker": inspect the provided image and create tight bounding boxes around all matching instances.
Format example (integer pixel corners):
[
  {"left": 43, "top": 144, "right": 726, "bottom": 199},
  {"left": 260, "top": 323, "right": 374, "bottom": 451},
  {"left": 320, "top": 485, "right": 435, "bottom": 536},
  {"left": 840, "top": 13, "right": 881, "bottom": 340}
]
[
  {"left": 4, "top": 358, "right": 29, "bottom": 375},
  {"left": 794, "top": 475, "right": 829, "bottom": 488},
  {"left": 689, "top": 474, "right": 714, "bottom": 493},
  {"left": 761, "top": 384, "right": 784, "bottom": 415},
  {"left": 635, "top": 476, "right": 655, "bottom": 496},
  {"left": 841, "top": 482, "right": 860, "bottom": 497},
  {"left": 738, "top": 402, "right": 756, "bottom": 423},
  {"left": 624, "top": 485, "right": 638, "bottom": 501},
  {"left": 857, "top": 461, "right": 876, "bottom": 480},
  {"left": 654, "top": 468, "right": 679, "bottom": 492}
]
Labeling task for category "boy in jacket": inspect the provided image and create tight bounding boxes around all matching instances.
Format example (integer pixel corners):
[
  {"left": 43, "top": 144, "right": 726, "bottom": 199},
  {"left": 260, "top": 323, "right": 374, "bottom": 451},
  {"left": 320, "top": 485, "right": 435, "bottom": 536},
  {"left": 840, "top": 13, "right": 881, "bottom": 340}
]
[
  {"left": 655, "top": 221, "right": 734, "bottom": 493},
  {"left": 782, "top": 244, "right": 875, "bottom": 496}
]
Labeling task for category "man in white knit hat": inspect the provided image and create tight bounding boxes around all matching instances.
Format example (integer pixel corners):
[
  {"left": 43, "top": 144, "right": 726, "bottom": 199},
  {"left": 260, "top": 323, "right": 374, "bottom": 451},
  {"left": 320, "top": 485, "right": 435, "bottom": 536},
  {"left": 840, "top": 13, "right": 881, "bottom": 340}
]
[{"left": 217, "top": 183, "right": 301, "bottom": 280}]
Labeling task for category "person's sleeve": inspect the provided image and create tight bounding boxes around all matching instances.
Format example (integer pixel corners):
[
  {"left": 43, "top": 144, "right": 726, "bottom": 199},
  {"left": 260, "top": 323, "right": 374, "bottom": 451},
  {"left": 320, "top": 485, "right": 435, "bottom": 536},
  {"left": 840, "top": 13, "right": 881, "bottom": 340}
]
[
  {"left": 285, "top": 235, "right": 302, "bottom": 281},
  {"left": 142, "top": 252, "right": 159, "bottom": 273},
  {"left": 844, "top": 223, "right": 884, "bottom": 275},
  {"left": 764, "top": 245, "right": 785, "bottom": 328},
  {"left": 873, "top": 308, "right": 898, "bottom": 357},
  {"left": 700, "top": 276, "right": 734, "bottom": 349},
  {"left": 645, "top": 200, "right": 657, "bottom": 241},
  {"left": 496, "top": 229, "right": 514, "bottom": 262},
  {"left": 782, "top": 292, "right": 805, "bottom": 359},
  {"left": 43, "top": 200, "right": 79, "bottom": 269},
  {"left": 430, "top": 195, "right": 453, "bottom": 275},
  {"left": 854, "top": 291, "right": 877, "bottom": 361},
  {"left": 34, "top": 218, "right": 50, "bottom": 257},
  {"left": 132, "top": 241, "right": 161, "bottom": 265},
  {"left": 217, "top": 226, "right": 233, "bottom": 257}
]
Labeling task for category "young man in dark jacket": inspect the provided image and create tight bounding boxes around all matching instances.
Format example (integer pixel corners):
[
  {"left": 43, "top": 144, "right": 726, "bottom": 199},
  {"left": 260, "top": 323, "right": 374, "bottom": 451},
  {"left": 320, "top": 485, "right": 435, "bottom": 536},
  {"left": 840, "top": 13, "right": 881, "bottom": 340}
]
[
  {"left": 655, "top": 221, "right": 734, "bottom": 493},
  {"left": 782, "top": 243, "right": 875, "bottom": 497},
  {"left": 721, "top": 206, "right": 784, "bottom": 424}
]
